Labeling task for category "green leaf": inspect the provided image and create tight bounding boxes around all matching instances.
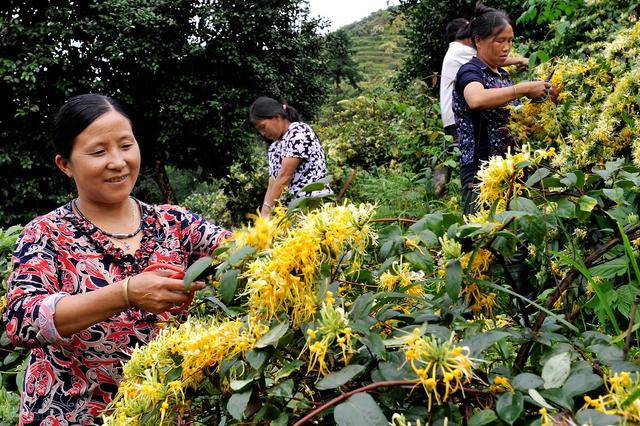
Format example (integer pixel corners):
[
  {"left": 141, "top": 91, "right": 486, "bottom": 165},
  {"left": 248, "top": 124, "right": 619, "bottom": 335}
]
[
  {"left": 468, "top": 409, "right": 498, "bottom": 426},
  {"left": 445, "top": 259, "right": 462, "bottom": 300},
  {"left": 270, "top": 379, "right": 294, "bottom": 398},
  {"left": 578, "top": 195, "right": 598, "bottom": 212},
  {"left": 461, "top": 330, "right": 510, "bottom": 358},
  {"left": 316, "top": 365, "right": 366, "bottom": 390},
  {"left": 183, "top": 256, "right": 213, "bottom": 289},
  {"left": 562, "top": 373, "right": 602, "bottom": 398},
  {"left": 575, "top": 409, "right": 621, "bottom": 426},
  {"left": 526, "top": 168, "right": 552, "bottom": 187},
  {"left": 247, "top": 350, "right": 269, "bottom": 370},
  {"left": 589, "top": 257, "right": 628, "bottom": 280},
  {"left": 255, "top": 322, "right": 289, "bottom": 348},
  {"left": 528, "top": 389, "right": 554, "bottom": 409},
  {"left": 230, "top": 378, "right": 254, "bottom": 391},
  {"left": 361, "top": 333, "right": 388, "bottom": 361},
  {"left": 219, "top": 269, "right": 239, "bottom": 304},
  {"left": 334, "top": 393, "right": 387, "bottom": 426},
  {"left": 274, "top": 359, "right": 304, "bottom": 382},
  {"left": 228, "top": 245, "right": 256, "bottom": 266},
  {"left": 299, "top": 181, "right": 327, "bottom": 192},
  {"left": 512, "top": 373, "right": 544, "bottom": 391},
  {"left": 542, "top": 352, "right": 571, "bottom": 389},
  {"left": 227, "top": 389, "right": 252, "bottom": 420},
  {"left": 586, "top": 344, "right": 624, "bottom": 365},
  {"left": 203, "top": 296, "right": 240, "bottom": 317},
  {"left": 603, "top": 187, "right": 625, "bottom": 204},
  {"left": 496, "top": 392, "right": 524, "bottom": 425}
]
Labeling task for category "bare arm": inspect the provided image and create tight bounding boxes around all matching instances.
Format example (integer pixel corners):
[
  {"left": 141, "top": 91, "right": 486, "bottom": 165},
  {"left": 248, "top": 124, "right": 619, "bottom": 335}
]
[
  {"left": 261, "top": 157, "right": 301, "bottom": 217},
  {"left": 463, "top": 80, "right": 551, "bottom": 111},
  {"left": 503, "top": 56, "right": 528, "bottom": 69},
  {"left": 54, "top": 270, "right": 204, "bottom": 337}
]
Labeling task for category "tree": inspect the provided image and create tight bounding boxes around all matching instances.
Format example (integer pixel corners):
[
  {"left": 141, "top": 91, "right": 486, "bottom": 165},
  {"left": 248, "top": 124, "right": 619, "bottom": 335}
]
[
  {"left": 0, "top": 0, "right": 328, "bottom": 225},
  {"left": 324, "top": 29, "right": 362, "bottom": 92}
]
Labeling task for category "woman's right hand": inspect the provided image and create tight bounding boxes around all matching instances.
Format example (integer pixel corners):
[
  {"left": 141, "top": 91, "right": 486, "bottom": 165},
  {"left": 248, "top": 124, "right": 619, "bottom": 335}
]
[
  {"left": 127, "top": 269, "right": 205, "bottom": 314},
  {"left": 516, "top": 80, "right": 552, "bottom": 100}
]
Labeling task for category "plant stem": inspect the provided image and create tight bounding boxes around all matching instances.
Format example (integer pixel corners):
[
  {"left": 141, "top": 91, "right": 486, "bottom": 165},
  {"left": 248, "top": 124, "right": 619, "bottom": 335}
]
[
  {"left": 292, "top": 380, "right": 487, "bottom": 425},
  {"left": 514, "top": 223, "right": 640, "bottom": 370},
  {"left": 624, "top": 296, "right": 640, "bottom": 359},
  {"left": 370, "top": 218, "right": 418, "bottom": 224}
]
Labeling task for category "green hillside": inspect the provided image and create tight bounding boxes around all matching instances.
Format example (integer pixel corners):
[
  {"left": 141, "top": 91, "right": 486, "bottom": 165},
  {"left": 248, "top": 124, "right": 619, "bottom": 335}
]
[{"left": 340, "top": 7, "right": 407, "bottom": 83}]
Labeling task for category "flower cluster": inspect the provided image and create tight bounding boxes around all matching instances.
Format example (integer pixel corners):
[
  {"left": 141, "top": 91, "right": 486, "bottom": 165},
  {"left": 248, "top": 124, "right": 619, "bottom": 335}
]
[
  {"left": 508, "top": 20, "right": 640, "bottom": 169},
  {"left": 233, "top": 206, "right": 288, "bottom": 251},
  {"left": 402, "top": 329, "right": 476, "bottom": 409},
  {"left": 584, "top": 371, "right": 640, "bottom": 423},
  {"left": 379, "top": 260, "right": 426, "bottom": 296},
  {"left": 304, "top": 295, "right": 355, "bottom": 375},
  {"left": 475, "top": 144, "right": 555, "bottom": 210},
  {"left": 243, "top": 203, "right": 376, "bottom": 328},
  {"left": 104, "top": 318, "right": 266, "bottom": 425}
]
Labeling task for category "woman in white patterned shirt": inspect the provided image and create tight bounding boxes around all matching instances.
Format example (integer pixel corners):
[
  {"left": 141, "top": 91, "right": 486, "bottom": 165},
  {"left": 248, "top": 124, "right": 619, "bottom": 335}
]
[{"left": 249, "top": 96, "right": 332, "bottom": 217}]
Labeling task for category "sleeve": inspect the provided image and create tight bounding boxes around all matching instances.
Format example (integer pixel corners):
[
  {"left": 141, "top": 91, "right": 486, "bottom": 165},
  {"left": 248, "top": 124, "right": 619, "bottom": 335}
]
[
  {"left": 455, "top": 64, "right": 485, "bottom": 94},
  {"left": 1, "top": 221, "right": 71, "bottom": 348},
  {"left": 281, "top": 123, "right": 312, "bottom": 160},
  {"left": 175, "top": 206, "right": 232, "bottom": 258}
]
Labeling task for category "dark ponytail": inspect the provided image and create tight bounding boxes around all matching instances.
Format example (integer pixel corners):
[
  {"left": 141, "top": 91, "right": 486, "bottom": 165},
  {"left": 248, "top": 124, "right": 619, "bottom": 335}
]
[
  {"left": 249, "top": 96, "right": 301, "bottom": 124},
  {"left": 53, "top": 93, "right": 130, "bottom": 159},
  {"left": 446, "top": 18, "right": 470, "bottom": 42},
  {"left": 462, "top": 2, "right": 511, "bottom": 47}
]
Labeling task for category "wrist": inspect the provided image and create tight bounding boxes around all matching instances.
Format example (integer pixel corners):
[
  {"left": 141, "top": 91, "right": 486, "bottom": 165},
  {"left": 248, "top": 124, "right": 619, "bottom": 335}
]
[{"left": 122, "top": 276, "right": 132, "bottom": 309}]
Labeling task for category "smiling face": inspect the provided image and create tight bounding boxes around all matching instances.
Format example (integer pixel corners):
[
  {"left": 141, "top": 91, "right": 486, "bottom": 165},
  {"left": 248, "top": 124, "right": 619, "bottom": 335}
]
[
  {"left": 475, "top": 24, "right": 514, "bottom": 70},
  {"left": 55, "top": 109, "right": 140, "bottom": 207},
  {"left": 254, "top": 116, "right": 289, "bottom": 141}
]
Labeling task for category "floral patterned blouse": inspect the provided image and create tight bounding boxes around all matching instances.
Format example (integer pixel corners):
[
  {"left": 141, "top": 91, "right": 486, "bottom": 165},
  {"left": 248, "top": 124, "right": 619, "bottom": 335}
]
[
  {"left": 453, "top": 56, "right": 521, "bottom": 188},
  {"left": 268, "top": 122, "right": 333, "bottom": 201},
  {"left": 1, "top": 201, "right": 230, "bottom": 425}
]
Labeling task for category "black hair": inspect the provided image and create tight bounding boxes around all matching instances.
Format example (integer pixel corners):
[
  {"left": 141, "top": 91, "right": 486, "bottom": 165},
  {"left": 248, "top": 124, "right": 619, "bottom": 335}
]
[
  {"left": 249, "top": 96, "right": 301, "bottom": 124},
  {"left": 456, "top": 3, "right": 511, "bottom": 47},
  {"left": 53, "top": 93, "right": 131, "bottom": 159},
  {"left": 445, "top": 18, "right": 470, "bottom": 43}
]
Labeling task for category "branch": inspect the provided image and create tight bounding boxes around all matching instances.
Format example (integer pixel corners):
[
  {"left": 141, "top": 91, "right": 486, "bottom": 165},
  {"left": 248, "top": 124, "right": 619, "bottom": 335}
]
[
  {"left": 292, "top": 380, "right": 488, "bottom": 426},
  {"left": 370, "top": 218, "right": 418, "bottom": 224},
  {"left": 336, "top": 169, "right": 357, "bottom": 203},
  {"left": 514, "top": 222, "right": 640, "bottom": 370}
]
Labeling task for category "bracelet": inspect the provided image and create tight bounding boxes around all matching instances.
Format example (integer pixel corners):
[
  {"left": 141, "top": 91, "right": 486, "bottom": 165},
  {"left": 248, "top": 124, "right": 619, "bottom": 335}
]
[
  {"left": 263, "top": 202, "right": 273, "bottom": 209},
  {"left": 513, "top": 85, "right": 517, "bottom": 99},
  {"left": 122, "top": 276, "right": 132, "bottom": 308}
]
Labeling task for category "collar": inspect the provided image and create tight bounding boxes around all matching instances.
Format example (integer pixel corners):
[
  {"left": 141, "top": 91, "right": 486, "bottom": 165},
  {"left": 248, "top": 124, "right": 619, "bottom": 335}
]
[{"left": 471, "top": 56, "right": 509, "bottom": 78}]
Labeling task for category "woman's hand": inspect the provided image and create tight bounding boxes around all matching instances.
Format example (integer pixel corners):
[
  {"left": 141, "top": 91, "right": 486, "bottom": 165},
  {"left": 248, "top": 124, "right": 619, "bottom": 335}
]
[
  {"left": 515, "top": 80, "right": 552, "bottom": 100},
  {"left": 127, "top": 269, "right": 205, "bottom": 314}
]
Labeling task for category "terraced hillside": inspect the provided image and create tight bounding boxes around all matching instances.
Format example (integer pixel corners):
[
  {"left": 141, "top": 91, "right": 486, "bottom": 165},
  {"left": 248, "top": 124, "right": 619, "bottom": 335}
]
[{"left": 340, "top": 7, "right": 407, "bottom": 82}]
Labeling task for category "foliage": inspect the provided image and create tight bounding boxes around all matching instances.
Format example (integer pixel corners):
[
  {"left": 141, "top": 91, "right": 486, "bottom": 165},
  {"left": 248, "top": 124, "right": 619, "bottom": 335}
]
[
  {"left": 339, "top": 7, "right": 408, "bottom": 83},
  {"left": 0, "top": 0, "right": 328, "bottom": 226},
  {"left": 509, "top": 19, "right": 640, "bottom": 169},
  {"left": 317, "top": 84, "right": 450, "bottom": 174},
  {"left": 324, "top": 29, "right": 363, "bottom": 92},
  {"left": 0, "top": 226, "right": 25, "bottom": 425},
  {"left": 346, "top": 165, "right": 459, "bottom": 219}
]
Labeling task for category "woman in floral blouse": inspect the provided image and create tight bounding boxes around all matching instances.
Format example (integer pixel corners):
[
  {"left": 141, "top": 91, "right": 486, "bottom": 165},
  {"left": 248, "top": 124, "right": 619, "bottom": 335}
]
[
  {"left": 249, "top": 96, "right": 332, "bottom": 217},
  {"left": 1, "top": 94, "right": 230, "bottom": 425}
]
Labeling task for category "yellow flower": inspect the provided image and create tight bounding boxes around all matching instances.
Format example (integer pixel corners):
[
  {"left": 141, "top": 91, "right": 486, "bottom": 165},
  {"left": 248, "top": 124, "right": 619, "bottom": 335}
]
[
  {"left": 490, "top": 376, "right": 514, "bottom": 394},
  {"left": 539, "top": 408, "right": 554, "bottom": 426},
  {"left": 583, "top": 372, "right": 640, "bottom": 422},
  {"left": 243, "top": 203, "right": 376, "bottom": 328},
  {"left": 397, "top": 330, "right": 477, "bottom": 409},
  {"left": 303, "top": 301, "right": 356, "bottom": 376}
]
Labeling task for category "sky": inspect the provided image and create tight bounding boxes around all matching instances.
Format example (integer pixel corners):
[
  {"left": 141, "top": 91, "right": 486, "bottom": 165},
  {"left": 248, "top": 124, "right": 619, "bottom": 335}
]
[{"left": 308, "top": 0, "right": 400, "bottom": 32}]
